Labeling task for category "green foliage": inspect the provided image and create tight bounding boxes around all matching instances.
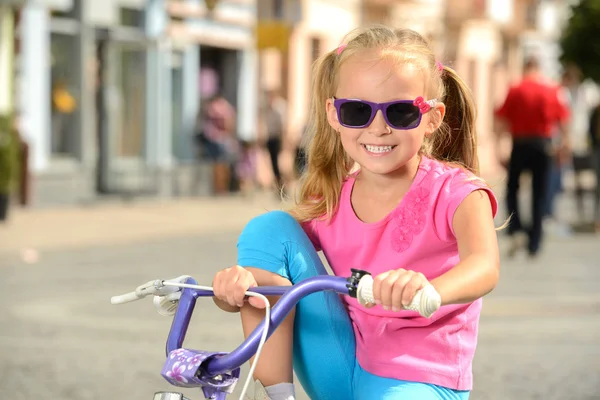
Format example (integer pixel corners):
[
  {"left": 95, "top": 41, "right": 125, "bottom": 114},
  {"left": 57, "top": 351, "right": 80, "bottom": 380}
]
[
  {"left": 559, "top": 0, "right": 600, "bottom": 83},
  {"left": 0, "top": 114, "right": 19, "bottom": 195}
]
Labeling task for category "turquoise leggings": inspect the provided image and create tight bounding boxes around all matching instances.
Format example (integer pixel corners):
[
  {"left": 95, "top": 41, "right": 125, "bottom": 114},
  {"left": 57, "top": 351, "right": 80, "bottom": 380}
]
[{"left": 237, "top": 211, "right": 470, "bottom": 400}]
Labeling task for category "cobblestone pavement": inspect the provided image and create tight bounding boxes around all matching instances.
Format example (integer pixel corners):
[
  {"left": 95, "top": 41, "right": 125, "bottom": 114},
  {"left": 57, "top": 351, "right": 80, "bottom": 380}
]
[{"left": 0, "top": 195, "right": 599, "bottom": 400}]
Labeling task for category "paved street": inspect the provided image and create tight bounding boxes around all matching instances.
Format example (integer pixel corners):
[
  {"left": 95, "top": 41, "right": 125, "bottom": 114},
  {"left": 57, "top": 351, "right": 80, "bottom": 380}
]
[{"left": 0, "top": 193, "right": 599, "bottom": 400}]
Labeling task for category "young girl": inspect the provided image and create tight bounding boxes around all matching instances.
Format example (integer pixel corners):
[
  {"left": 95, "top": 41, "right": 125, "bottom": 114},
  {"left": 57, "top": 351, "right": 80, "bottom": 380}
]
[{"left": 212, "top": 26, "right": 499, "bottom": 400}]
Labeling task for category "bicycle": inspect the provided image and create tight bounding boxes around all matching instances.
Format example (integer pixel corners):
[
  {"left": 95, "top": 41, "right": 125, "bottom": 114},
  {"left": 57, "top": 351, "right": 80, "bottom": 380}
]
[{"left": 111, "top": 269, "right": 442, "bottom": 400}]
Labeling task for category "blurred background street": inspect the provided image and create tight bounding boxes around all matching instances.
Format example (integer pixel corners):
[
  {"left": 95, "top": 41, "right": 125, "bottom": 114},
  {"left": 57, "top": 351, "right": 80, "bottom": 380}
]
[
  {"left": 1, "top": 0, "right": 600, "bottom": 399},
  {"left": 1, "top": 0, "right": 599, "bottom": 208}
]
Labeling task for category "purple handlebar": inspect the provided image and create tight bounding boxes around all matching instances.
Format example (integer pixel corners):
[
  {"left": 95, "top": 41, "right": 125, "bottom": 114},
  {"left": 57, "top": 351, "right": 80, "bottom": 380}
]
[{"left": 165, "top": 275, "right": 351, "bottom": 376}]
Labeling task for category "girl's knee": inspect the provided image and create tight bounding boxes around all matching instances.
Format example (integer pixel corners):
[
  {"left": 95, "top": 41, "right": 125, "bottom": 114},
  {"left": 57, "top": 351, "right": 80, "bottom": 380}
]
[
  {"left": 238, "top": 211, "right": 302, "bottom": 280},
  {"left": 243, "top": 210, "right": 301, "bottom": 236},
  {"left": 238, "top": 210, "right": 322, "bottom": 284}
]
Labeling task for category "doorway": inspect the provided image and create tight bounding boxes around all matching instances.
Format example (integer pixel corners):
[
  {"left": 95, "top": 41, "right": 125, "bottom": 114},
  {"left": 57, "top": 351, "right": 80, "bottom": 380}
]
[
  {"left": 95, "top": 30, "right": 155, "bottom": 196},
  {"left": 199, "top": 45, "right": 240, "bottom": 107}
]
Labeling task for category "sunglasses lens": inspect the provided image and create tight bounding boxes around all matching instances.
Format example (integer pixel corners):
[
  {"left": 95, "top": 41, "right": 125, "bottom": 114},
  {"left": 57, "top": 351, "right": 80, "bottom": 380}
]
[
  {"left": 386, "top": 103, "right": 421, "bottom": 128},
  {"left": 339, "top": 101, "right": 373, "bottom": 127}
]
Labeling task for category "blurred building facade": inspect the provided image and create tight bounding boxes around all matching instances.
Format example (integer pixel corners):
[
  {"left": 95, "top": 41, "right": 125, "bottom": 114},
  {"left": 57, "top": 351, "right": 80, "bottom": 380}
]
[
  {"left": 362, "top": 0, "right": 447, "bottom": 56},
  {"left": 285, "top": 0, "right": 362, "bottom": 139},
  {"left": 445, "top": 0, "right": 512, "bottom": 176},
  {"left": 257, "top": 0, "right": 362, "bottom": 142},
  {"left": 16, "top": 0, "right": 257, "bottom": 206},
  {"left": 8, "top": 0, "right": 583, "bottom": 206},
  {"left": 260, "top": 0, "right": 564, "bottom": 178},
  {"left": 361, "top": 0, "right": 573, "bottom": 177}
]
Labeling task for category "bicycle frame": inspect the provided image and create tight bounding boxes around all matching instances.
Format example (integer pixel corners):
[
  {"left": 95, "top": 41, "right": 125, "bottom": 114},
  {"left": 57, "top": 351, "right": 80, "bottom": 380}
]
[{"left": 157, "top": 270, "right": 369, "bottom": 400}]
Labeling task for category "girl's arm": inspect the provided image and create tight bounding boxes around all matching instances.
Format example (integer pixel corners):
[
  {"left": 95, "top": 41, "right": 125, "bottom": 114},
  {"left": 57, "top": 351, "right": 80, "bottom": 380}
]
[{"left": 430, "top": 190, "right": 500, "bottom": 305}]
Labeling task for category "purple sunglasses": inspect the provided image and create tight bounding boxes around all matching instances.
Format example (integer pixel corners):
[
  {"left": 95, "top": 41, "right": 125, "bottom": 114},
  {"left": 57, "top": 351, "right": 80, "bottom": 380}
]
[{"left": 333, "top": 96, "right": 438, "bottom": 130}]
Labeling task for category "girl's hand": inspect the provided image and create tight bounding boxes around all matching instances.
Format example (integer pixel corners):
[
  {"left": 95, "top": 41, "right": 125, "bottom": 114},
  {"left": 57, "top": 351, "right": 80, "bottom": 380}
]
[
  {"left": 372, "top": 269, "right": 429, "bottom": 312},
  {"left": 212, "top": 265, "right": 265, "bottom": 309}
]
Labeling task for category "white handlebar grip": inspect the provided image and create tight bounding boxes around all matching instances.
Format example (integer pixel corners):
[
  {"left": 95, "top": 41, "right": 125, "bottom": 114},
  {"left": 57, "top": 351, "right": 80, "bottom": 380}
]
[
  {"left": 356, "top": 275, "right": 441, "bottom": 318},
  {"left": 356, "top": 274, "right": 375, "bottom": 306},
  {"left": 110, "top": 279, "right": 158, "bottom": 304},
  {"left": 402, "top": 284, "right": 441, "bottom": 318},
  {"left": 110, "top": 291, "right": 142, "bottom": 305}
]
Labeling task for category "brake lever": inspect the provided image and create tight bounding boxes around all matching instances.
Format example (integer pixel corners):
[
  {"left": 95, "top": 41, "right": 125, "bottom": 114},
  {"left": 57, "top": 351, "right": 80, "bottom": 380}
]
[{"left": 110, "top": 275, "right": 192, "bottom": 305}]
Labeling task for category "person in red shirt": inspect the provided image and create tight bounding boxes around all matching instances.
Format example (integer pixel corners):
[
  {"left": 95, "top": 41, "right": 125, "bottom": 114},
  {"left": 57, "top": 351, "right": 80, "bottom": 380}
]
[{"left": 495, "top": 57, "right": 570, "bottom": 257}]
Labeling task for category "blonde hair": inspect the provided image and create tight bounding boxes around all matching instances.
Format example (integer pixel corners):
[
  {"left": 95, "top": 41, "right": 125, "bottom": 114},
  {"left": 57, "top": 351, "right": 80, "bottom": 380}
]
[{"left": 290, "top": 26, "right": 479, "bottom": 223}]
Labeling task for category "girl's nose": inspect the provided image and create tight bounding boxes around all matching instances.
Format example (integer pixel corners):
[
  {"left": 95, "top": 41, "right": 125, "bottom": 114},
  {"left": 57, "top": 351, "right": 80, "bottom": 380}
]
[{"left": 367, "top": 110, "right": 391, "bottom": 136}]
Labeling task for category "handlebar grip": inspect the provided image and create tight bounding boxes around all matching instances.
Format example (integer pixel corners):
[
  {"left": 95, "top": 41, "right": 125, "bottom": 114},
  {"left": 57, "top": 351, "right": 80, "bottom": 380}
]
[
  {"left": 110, "top": 279, "right": 160, "bottom": 304},
  {"left": 356, "top": 274, "right": 441, "bottom": 318},
  {"left": 110, "top": 291, "right": 142, "bottom": 305}
]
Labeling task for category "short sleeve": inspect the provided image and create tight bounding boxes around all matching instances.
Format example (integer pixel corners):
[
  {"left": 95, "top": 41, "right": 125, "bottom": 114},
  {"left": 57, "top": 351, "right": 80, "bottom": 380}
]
[
  {"left": 433, "top": 172, "right": 498, "bottom": 242},
  {"left": 302, "top": 219, "right": 322, "bottom": 252},
  {"left": 494, "top": 87, "right": 515, "bottom": 120}
]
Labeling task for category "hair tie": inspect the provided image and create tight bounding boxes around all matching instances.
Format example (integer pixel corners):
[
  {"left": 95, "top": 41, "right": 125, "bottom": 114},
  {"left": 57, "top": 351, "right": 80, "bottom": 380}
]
[
  {"left": 336, "top": 45, "right": 347, "bottom": 55},
  {"left": 436, "top": 61, "right": 444, "bottom": 72}
]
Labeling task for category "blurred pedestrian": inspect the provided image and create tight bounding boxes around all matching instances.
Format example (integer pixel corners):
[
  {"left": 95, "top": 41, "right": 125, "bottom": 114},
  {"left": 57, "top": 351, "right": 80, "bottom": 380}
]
[
  {"left": 495, "top": 56, "right": 571, "bottom": 257},
  {"left": 543, "top": 71, "right": 574, "bottom": 237},
  {"left": 262, "top": 90, "right": 287, "bottom": 191},
  {"left": 195, "top": 94, "right": 238, "bottom": 195},
  {"left": 560, "top": 65, "right": 599, "bottom": 223},
  {"left": 589, "top": 102, "right": 600, "bottom": 232}
]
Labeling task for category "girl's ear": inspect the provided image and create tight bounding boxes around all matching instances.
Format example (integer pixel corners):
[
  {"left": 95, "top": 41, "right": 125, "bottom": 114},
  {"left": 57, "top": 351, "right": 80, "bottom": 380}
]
[
  {"left": 426, "top": 103, "right": 445, "bottom": 136},
  {"left": 326, "top": 98, "right": 340, "bottom": 132}
]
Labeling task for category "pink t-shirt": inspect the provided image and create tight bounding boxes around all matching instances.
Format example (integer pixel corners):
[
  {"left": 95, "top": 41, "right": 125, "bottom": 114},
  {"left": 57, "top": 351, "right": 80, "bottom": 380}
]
[{"left": 304, "top": 156, "right": 498, "bottom": 391}]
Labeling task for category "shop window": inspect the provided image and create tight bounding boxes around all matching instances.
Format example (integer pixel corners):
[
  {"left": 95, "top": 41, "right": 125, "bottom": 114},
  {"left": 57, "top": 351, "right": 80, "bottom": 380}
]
[
  {"left": 50, "top": 33, "right": 79, "bottom": 157},
  {"left": 120, "top": 7, "right": 145, "bottom": 29},
  {"left": 115, "top": 45, "right": 147, "bottom": 158}
]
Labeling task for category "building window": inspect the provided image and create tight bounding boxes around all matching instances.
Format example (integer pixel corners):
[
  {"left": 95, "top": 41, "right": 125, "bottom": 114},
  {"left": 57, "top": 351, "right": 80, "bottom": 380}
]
[
  {"left": 51, "top": 0, "right": 80, "bottom": 19},
  {"left": 170, "top": 51, "right": 185, "bottom": 160},
  {"left": 273, "top": 0, "right": 284, "bottom": 19},
  {"left": 50, "top": 33, "right": 79, "bottom": 157},
  {"left": 115, "top": 45, "right": 146, "bottom": 157},
  {"left": 120, "top": 7, "right": 145, "bottom": 29},
  {"left": 526, "top": 2, "right": 539, "bottom": 28}
]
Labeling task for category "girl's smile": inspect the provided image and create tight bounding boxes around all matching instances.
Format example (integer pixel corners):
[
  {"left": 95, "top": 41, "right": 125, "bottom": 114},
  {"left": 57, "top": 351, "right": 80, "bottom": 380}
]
[{"left": 362, "top": 144, "right": 398, "bottom": 156}]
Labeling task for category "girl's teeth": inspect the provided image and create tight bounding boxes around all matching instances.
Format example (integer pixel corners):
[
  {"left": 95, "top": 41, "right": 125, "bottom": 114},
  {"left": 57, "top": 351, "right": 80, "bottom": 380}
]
[{"left": 365, "top": 145, "right": 393, "bottom": 153}]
